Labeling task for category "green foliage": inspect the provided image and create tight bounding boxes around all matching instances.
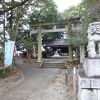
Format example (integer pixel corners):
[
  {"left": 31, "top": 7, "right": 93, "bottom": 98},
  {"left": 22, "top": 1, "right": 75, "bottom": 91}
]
[
  {"left": 81, "top": 6, "right": 99, "bottom": 42},
  {"left": 15, "top": 0, "right": 61, "bottom": 48},
  {"left": 7, "top": 29, "right": 17, "bottom": 41},
  {"left": 0, "top": 48, "right": 4, "bottom": 59},
  {"left": 82, "top": 0, "right": 100, "bottom": 20},
  {"left": 62, "top": 2, "right": 98, "bottom": 48},
  {"left": 28, "top": 0, "right": 57, "bottom": 26},
  {"left": 62, "top": 4, "right": 84, "bottom": 19},
  {"left": 23, "top": 0, "right": 63, "bottom": 46},
  {"left": 24, "top": 36, "right": 33, "bottom": 52},
  {"left": 82, "top": 0, "right": 100, "bottom": 8},
  {"left": 0, "top": 70, "right": 8, "bottom": 78},
  {"left": 62, "top": 3, "right": 87, "bottom": 48},
  {"left": 71, "top": 32, "right": 87, "bottom": 47}
]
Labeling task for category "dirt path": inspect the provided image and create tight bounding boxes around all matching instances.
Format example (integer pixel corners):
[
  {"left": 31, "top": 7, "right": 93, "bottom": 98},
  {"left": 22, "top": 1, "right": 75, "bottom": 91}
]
[
  {"left": 0, "top": 59, "right": 60, "bottom": 100},
  {"left": 0, "top": 59, "right": 76, "bottom": 100}
]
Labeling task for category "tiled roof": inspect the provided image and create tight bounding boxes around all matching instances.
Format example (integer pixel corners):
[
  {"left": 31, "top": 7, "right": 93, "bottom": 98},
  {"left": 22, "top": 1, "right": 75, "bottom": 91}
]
[{"left": 45, "top": 38, "right": 69, "bottom": 46}]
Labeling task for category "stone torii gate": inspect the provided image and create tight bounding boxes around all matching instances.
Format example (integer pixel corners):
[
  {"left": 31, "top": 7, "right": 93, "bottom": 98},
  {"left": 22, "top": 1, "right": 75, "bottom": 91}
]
[{"left": 30, "top": 18, "right": 82, "bottom": 63}]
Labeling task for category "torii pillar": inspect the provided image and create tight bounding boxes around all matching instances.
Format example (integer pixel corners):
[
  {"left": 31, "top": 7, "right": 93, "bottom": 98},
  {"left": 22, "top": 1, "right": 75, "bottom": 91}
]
[
  {"left": 68, "top": 22, "right": 73, "bottom": 62},
  {"left": 37, "top": 24, "right": 42, "bottom": 62}
]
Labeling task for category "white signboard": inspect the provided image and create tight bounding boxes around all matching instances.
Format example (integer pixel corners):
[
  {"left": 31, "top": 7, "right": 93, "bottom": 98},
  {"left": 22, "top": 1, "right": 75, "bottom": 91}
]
[{"left": 4, "top": 40, "right": 15, "bottom": 67}]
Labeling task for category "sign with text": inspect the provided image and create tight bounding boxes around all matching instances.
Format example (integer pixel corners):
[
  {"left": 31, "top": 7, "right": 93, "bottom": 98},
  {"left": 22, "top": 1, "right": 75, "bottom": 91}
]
[{"left": 4, "top": 40, "right": 15, "bottom": 67}]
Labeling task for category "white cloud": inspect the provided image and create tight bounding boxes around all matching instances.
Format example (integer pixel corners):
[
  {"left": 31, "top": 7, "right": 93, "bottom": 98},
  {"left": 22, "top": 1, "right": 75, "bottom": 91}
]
[{"left": 54, "top": 0, "right": 82, "bottom": 12}]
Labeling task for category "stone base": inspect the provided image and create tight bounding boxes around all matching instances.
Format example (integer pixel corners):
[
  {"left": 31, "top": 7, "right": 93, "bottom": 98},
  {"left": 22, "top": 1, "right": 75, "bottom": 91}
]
[
  {"left": 78, "top": 71, "right": 100, "bottom": 100},
  {"left": 78, "top": 89, "right": 100, "bottom": 100},
  {"left": 83, "top": 58, "right": 100, "bottom": 77},
  {"left": 78, "top": 71, "right": 100, "bottom": 89}
]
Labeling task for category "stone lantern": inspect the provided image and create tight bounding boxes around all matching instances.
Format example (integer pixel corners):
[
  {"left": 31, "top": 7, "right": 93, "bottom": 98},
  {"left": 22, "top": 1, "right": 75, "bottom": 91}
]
[{"left": 78, "top": 22, "right": 100, "bottom": 100}]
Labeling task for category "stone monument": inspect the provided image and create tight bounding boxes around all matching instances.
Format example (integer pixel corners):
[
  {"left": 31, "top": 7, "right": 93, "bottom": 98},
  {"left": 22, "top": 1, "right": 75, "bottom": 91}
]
[{"left": 78, "top": 22, "right": 100, "bottom": 100}]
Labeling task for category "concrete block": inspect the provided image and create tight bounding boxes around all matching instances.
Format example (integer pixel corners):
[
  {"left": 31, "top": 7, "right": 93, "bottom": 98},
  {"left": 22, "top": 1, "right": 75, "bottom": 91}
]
[
  {"left": 79, "top": 89, "right": 98, "bottom": 100},
  {"left": 78, "top": 71, "right": 91, "bottom": 88},
  {"left": 91, "top": 78, "right": 100, "bottom": 88},
  {"left": 83, "top": 58, "right": 100, "bottom": 77},
  {"left": 78, "top": 88, "right": 100, "bottom": 100},
  {"left": 78, "top": 71, "right": 100, "bottom": 88},
  {"left": 78, "top": 71, "right": 100, "bottom": 100}
]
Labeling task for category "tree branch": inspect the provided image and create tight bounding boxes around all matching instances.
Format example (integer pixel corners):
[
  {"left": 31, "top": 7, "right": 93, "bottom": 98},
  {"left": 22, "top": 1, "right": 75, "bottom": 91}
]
[{"left": 0, "top": 0, "right": 30, "bottom": 15}]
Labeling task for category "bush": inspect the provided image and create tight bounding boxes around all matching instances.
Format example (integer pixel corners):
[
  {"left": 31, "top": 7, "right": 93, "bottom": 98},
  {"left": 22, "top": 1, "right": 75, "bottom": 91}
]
[{"left": 0, "top": 70, "right": 9, "bottom": 78}]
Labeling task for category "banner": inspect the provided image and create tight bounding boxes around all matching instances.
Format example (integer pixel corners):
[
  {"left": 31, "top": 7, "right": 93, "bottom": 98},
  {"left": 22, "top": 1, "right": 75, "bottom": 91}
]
[{"left": 4, "top": 40, "right": 15, "bottom": 68}]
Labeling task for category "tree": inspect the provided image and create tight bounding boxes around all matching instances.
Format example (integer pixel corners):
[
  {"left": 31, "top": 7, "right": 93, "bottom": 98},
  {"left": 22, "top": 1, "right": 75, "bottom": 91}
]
[
  {"left": 0, "top": 0, "right": 36, "bottom": 66},
  {"left": 82, "top": 0, "right": 100, "bottom": 20},
  {"left": 62, "top": 4, "right": 84, "bottom": 19},
  {"left": 0, "top": 0, "right": 38, "bottom": 15},
  {"left": 28, "top": 0, "right": 57, "bottom": 25},
  {"left": 62, "top": 3, "right": 88, "bottom": 63},
  {"left": 62, "top": 3, "right": 88, "bottom": 46},
  {"left": 18, "top": 0, "right": 63, "bottom": 47}
]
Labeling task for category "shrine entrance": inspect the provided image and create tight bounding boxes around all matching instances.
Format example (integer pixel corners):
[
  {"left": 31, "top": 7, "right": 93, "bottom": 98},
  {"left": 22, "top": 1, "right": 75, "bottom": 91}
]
[{"left": 30, "top": 18, "right": 83, "bottom": 67}]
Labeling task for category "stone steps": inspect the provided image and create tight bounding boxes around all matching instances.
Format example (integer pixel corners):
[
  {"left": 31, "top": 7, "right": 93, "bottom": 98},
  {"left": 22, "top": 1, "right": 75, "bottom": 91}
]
[{"left": 42, "top": 62, "right": 66, "bottom": 68}]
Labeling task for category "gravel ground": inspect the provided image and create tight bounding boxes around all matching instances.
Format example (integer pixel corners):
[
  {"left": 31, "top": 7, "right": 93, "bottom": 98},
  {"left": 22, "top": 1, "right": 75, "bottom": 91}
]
[
  {"left": 0, "top": 67, "right": 24, "bottom": 96},
  {"left": 25, "top": 69, "right": 77, "bottom": 100},
  {"left": 0, "top": 59, "right": 78, "bottom": 100},
  {"left": 33, "top": 69, "right": 77, "bottom": 100}
]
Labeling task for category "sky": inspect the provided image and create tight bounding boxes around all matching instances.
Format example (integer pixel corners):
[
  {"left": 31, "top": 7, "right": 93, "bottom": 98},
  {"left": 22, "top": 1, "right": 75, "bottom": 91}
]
[{"left": 54, "top": 0, "right": 82, "bottom": 12}]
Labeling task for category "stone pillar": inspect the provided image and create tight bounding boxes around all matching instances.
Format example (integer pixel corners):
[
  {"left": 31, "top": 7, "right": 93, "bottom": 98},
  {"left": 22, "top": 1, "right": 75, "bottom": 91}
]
[
  {"left": 78, "top": 22, "right": 100, "bottom": 100},
  {"left": 68, "top": 22, "right": 73, "bottom": 62},
  {"left": 68, "top": 46, "right": 73, "bottom": 62},
  {"left": 37, "top": 24, "right": 42, "bottom": 62},
  {"left": 80, "top": 45, "right": 85, "bottom": 63}
]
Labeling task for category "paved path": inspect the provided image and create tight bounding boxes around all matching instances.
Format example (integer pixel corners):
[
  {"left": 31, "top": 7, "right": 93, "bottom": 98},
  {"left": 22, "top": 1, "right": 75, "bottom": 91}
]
[{"left": 0, "top": 59, "right": 60, "bottom": 100}]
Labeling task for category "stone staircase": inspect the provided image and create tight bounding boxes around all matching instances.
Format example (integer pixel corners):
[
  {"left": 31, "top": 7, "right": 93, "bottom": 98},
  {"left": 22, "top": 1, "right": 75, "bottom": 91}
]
[
  {"left": 31, "top": 55, "right": 82, "bottom": 68},
  {"left": 42, "top": 61, "right": 66, "bottom": 68}
]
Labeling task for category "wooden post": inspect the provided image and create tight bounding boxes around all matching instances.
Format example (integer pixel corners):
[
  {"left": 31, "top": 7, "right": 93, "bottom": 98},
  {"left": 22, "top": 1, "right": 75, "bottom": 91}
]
[{"left": 37, "top": 24, "right": 42, "bottom": 62}]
